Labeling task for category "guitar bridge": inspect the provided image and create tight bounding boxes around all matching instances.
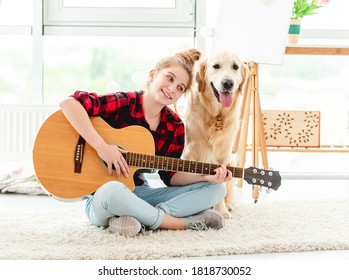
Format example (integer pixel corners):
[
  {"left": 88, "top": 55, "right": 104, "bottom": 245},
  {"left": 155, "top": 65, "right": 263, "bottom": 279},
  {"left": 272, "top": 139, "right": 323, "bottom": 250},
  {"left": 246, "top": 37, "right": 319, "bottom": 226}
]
[{"left": 74, "top": 136, "right": 86, "bottom": 173}]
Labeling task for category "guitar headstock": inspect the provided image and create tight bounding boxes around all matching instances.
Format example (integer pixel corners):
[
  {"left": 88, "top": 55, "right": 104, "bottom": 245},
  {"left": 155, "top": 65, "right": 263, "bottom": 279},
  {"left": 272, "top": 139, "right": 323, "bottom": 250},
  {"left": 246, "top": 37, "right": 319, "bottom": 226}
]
[{"left": 243, "top": 166, "right": 281, "bottom": 191}]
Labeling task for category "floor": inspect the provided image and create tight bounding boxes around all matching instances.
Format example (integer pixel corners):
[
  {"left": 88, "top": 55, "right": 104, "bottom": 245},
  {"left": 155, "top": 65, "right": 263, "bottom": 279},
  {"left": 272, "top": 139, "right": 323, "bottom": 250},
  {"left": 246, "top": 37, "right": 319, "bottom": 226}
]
[
  {"left": 214, "top": 177, "right": 349, "bottom": 260},
  {"left": 1, "top": 177, "right": 348, "bottom": 260}
]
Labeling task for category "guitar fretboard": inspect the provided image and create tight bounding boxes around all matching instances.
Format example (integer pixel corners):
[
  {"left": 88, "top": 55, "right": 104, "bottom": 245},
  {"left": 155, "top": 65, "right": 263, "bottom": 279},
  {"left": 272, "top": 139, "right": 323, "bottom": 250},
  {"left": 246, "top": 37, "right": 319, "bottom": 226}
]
[{"left": 124, "top": 152, "right": 244, "bottom": 178}]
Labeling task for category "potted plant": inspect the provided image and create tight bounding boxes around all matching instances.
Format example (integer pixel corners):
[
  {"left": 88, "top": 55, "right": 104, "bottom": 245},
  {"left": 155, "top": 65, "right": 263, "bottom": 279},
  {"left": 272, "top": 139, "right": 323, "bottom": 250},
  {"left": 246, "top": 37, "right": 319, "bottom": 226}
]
[{"left": 288, "top": 0, "right": 328, "bottom": 43}]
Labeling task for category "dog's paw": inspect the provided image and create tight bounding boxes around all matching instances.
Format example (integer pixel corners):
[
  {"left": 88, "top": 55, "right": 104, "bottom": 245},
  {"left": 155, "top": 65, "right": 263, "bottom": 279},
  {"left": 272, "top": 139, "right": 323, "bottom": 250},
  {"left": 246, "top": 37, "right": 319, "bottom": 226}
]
[
  {"left": 214, "top": 204, "right": 232, "bottom": 219},
  {"left": 222, "top": 210, "right": 232, "bottom": 219},
  {"left": 225, "top": 202, "right": 235, "bottom": 212}
]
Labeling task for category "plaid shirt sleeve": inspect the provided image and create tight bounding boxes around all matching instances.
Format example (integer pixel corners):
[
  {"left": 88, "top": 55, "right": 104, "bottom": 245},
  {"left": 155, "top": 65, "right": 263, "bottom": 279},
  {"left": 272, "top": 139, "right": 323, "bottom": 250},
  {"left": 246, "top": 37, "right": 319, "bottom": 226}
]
[{"left": 71, "top": 90, "right": 140, "bottom": 127}]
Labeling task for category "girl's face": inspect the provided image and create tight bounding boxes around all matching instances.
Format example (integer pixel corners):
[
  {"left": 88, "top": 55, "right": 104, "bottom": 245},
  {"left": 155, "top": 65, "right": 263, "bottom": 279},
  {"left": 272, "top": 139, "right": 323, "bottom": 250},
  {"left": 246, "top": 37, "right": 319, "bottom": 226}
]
[{"left": 148, "top": 65, "right": 189, "bottom": 106}]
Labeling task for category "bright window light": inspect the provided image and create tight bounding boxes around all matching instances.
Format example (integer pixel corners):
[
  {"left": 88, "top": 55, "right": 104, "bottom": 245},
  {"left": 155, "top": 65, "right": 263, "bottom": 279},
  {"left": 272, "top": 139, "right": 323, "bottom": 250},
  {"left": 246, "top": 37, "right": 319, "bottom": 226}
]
[
  {"left": 62, "top": 0, "right": 175, "bottom": 8},
  {"left": 0, "top": 0, "right": 33, "bottom": 25},
  {"left": 43, "top": 36, "right": 192, "bottom": 104}
]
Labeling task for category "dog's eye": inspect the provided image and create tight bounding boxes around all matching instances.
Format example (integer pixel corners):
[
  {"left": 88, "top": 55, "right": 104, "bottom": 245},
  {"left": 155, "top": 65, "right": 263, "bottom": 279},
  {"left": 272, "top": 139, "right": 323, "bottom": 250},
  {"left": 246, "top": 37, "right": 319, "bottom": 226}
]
[
  {"left": 233, "top": 64, "right": 239, "bottom": 70},
  {"left": 213, "top": 64, "right": 220, "bottom": 69}
]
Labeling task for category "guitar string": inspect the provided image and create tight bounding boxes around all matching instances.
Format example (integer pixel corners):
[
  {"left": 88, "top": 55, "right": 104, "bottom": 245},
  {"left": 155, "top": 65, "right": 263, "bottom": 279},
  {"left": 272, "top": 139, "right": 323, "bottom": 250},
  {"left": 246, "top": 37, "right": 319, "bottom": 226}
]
[
  {"left": 124, "top": 153, "right": 279, "bottom": 187},
  {"left": 125, "top": 153, "right": 246, "bottom": 177},
  {"left": 126, "top": 155, "right": 270, "bottom": 176}
]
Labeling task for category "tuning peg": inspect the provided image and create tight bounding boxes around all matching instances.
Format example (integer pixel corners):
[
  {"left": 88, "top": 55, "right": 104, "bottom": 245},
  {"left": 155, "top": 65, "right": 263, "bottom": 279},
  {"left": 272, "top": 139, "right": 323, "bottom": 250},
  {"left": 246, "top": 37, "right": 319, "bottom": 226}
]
[
  {"left": 266, "top": 188, "right": 272, "bottom": 194},
  {"left": 266, "top": 167, "right": 273, "bottom": 175}
]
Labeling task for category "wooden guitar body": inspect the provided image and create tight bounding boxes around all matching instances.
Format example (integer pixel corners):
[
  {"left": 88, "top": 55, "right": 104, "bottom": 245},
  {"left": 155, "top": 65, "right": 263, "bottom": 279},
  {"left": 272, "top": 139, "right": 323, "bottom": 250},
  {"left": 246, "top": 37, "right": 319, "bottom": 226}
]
[{"left": 33, "top": 110, "right": 154, "bottom": 199}]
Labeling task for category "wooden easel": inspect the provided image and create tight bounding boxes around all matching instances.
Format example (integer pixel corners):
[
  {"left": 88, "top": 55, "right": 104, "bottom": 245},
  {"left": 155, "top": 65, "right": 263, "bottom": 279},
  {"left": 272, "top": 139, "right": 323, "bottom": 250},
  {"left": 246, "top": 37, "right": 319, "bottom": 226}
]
[{"left": 233, "top": 62, "right": 269, "bottom": 202}]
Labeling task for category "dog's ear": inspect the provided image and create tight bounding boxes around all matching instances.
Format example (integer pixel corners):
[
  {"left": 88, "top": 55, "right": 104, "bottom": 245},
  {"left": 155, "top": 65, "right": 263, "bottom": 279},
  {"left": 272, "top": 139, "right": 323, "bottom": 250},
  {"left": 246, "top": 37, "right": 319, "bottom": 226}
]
[
  {"left": 196, "top": 61, "right": 206, "bottom": 93},
  {"left": 238, "top": 62, "right": 250, "bottom": 95}
]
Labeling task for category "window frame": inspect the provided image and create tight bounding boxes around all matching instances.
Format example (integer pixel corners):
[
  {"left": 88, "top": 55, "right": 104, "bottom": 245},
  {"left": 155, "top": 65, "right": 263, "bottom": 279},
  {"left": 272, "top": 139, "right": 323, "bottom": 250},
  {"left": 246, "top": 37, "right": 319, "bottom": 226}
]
[{"left": 43, "top": 0, "right": 195, "bottom": 36}]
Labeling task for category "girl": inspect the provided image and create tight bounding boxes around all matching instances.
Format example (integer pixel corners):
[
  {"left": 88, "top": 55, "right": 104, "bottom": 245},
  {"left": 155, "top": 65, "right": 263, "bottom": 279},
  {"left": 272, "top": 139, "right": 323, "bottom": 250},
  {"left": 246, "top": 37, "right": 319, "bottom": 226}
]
[{"left": 59, "top": 49, "right": 232, "bottom": 237}]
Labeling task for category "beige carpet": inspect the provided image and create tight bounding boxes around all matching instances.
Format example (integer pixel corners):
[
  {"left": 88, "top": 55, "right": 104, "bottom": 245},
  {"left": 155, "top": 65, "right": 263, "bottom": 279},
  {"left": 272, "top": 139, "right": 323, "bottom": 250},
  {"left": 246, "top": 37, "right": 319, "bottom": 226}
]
[{"left": 1, "top": 198, "right": 349, "bottom": 260}]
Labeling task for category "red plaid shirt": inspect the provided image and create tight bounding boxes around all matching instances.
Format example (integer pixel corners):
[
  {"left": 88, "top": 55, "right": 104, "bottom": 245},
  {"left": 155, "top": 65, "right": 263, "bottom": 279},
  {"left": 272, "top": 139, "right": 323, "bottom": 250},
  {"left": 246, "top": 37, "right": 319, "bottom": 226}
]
[{"left": 72, "top": 90, "right": 185, "bottom": 186}]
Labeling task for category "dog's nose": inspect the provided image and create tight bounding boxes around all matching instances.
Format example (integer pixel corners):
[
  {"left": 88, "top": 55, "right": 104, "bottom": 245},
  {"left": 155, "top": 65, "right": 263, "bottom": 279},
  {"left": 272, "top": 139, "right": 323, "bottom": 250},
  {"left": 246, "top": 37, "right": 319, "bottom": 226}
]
[{"left": 222, "top": 79, "right": 234, "bottom": 91}]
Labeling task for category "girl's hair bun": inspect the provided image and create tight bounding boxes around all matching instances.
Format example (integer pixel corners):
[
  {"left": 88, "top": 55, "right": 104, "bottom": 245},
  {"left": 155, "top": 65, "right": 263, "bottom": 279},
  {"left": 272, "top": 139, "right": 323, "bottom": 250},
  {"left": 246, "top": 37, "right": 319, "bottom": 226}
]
[{"left": 176, "top": 48, "right": 201, "bottom": 69}]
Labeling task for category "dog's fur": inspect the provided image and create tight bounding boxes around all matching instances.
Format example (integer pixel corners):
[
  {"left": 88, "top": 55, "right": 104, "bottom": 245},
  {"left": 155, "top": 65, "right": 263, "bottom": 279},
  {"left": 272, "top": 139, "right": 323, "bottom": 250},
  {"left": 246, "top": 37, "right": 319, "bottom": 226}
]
[{"left": 182, "top": 51, "right": 249, "bottom": 218}]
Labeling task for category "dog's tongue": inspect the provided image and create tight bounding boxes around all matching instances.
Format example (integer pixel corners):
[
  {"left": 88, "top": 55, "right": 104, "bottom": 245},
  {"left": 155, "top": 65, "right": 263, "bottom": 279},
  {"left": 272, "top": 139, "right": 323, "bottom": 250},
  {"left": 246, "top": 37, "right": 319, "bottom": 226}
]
[{"left": 219, "top": 92, "right": 232, "bottom": 107}]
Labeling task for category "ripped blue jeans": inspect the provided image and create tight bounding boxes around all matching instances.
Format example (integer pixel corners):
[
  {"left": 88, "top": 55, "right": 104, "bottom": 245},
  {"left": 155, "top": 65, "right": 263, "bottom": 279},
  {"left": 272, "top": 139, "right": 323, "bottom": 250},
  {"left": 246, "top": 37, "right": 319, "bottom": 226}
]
[{"left": 84, "top": 178, "right": 226, "bottom": 230}]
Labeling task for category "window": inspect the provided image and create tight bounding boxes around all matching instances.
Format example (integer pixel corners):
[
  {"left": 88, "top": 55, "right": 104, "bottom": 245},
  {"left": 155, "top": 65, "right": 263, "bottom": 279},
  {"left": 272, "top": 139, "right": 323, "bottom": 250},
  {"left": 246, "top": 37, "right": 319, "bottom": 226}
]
[
  {"left": 301, "top": 0, "right": 349, "bottom": 42},
  {"left": 0, "top": 0, "right": 196, "bottom": 104},
  {"left": 0, "top": 0, "right": 32, "bottom": 26},
  {"left": 0, "top": 35, "right": 33, "bottom": 103},
  {"left": 302, "top": 0, "right": 349, "bottom": 29},
  {"left": 62, "top": 0, "right": 176, "bottom": 9},
  {"left": 43, "top": 36, "right": 193, "bottom": 103},
  {"left": 44, "top": 0, "right": 194, "bottom": 34}
]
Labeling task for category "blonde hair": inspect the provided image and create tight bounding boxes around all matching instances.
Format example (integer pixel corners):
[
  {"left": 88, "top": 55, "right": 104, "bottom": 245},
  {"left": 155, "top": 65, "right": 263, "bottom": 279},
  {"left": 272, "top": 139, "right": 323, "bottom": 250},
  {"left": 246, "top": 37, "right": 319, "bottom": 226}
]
[{"left": 148, "top": 48, "right": 201, "bottom": 92}]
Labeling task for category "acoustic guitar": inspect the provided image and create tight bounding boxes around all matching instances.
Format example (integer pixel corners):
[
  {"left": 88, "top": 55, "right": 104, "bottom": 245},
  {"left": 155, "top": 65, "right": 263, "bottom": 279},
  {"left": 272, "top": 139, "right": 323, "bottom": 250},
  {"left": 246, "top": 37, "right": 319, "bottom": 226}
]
[{"left": 33, "top": 110, "right": 281, "bottom": 200}]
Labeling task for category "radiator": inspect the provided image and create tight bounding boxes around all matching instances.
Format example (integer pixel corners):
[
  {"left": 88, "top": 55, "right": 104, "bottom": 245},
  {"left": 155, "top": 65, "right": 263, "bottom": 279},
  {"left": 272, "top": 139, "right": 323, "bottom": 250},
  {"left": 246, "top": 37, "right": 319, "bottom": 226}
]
[{"left": 0, "top": 105, "right": 58, "bottom": 161}]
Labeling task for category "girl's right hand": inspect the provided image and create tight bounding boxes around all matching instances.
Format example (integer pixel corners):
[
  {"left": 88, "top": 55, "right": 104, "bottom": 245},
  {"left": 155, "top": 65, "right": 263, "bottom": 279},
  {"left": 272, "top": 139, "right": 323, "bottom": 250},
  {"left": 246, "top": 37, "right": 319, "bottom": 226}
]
[{"left": 97, "top": 143, "right": 130, "bottom": 177}]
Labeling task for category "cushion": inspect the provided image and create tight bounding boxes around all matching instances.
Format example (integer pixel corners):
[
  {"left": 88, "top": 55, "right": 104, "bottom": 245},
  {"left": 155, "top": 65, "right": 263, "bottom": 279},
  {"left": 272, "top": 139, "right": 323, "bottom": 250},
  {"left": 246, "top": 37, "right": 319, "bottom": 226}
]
[{"left": 0, "top": 160, "right": 46, "bottom": 195}]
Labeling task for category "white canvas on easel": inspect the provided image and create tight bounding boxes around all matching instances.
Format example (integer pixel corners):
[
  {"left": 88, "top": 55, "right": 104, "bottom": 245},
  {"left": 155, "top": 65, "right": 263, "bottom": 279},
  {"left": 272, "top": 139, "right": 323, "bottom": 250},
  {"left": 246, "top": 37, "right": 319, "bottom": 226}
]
[{"left": 211, "top": 0, "right": 294, "bottom": 65}]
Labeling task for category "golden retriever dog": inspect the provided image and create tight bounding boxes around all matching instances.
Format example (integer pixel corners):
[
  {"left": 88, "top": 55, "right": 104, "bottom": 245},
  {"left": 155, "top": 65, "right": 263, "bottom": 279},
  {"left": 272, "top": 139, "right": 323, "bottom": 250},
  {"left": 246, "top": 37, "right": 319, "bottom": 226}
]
[{"left": 182, "top": 51, "right": 249, "bottom": 218}]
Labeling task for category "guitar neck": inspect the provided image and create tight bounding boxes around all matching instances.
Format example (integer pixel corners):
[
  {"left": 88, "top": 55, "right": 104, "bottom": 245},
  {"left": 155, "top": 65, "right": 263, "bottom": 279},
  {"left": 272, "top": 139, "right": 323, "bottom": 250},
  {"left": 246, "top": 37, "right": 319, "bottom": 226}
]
[{"left": 124, "top": 152, "right": 244, "bottom": 178}]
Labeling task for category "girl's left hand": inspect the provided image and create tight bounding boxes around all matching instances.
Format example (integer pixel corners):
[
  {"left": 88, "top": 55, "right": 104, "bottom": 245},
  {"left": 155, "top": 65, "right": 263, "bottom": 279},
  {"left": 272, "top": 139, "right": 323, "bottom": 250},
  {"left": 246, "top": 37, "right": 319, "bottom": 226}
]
[{"left": 204, "top": 164, "right": 233, "bottom": 183}]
